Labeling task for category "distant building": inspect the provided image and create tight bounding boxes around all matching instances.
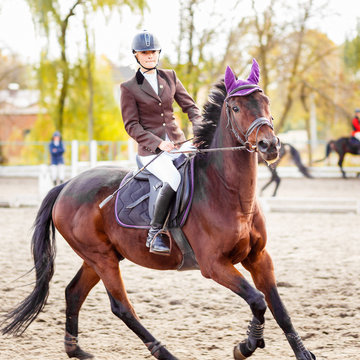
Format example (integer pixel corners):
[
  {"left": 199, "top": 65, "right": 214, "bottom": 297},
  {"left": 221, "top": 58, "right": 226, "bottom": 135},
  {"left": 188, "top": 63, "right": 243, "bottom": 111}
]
[
  {"left": 0, "top": 85, "right": 43, "bottom": 163},
  {"left": 0, "top": 85, "right": 40, "bottom": 142}
]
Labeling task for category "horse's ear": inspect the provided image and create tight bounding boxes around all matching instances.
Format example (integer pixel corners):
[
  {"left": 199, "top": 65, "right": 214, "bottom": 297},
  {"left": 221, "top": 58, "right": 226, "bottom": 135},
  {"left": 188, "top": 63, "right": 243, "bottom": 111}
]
[
  {"left": 225, "top": 66, "right": 237, "bottom": 92},
  {"left": 247, "top": 58, "right": 260, "bottom": 85}
]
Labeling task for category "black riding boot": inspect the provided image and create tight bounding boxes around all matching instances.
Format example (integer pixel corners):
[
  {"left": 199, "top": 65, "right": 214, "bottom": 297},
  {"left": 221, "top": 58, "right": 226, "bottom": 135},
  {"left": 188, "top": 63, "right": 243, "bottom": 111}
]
[{"left": 146, "top": 183, "right": 176, "bottom": 255}]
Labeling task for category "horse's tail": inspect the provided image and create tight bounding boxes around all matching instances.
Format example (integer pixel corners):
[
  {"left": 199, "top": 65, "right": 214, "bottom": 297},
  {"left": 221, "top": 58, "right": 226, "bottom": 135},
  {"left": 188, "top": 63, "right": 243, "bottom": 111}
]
[
  {"left": 284, "top": 143, "right": 313, "bottom": 178},
  {"left": 1, "top": 182, "right": 67, "bottom": 336},
  {"left": 313, "top": 140, "right": 334, "bottom": 163}
]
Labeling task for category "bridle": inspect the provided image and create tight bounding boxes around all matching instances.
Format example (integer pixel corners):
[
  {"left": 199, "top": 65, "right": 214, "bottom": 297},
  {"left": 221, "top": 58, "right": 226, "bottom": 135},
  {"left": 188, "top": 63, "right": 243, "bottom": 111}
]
[
  {"left": 225, "top": 84, "right": 275, "bottom": 152},
  {"left": 99, "top": 84, "right": 279, "bottom": 209}
]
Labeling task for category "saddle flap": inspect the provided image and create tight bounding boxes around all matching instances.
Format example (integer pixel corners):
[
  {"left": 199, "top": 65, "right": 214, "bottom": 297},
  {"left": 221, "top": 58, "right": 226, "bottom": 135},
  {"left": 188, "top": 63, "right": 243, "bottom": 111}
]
[{"left": 114, "top": 156, "right": 195, "bottom": 229}]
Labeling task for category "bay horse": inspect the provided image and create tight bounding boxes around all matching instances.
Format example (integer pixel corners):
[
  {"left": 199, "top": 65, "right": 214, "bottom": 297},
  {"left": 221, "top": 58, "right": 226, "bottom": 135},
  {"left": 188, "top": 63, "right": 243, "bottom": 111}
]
[
  {"left": 1, "top": 61, "right": 316, "bottom": 360},
  {"left": 259, "top": 142, "right": 313, "bottom": 196},
  {"left": 314, "top": 137, "right": 360, "bottom": 178}
]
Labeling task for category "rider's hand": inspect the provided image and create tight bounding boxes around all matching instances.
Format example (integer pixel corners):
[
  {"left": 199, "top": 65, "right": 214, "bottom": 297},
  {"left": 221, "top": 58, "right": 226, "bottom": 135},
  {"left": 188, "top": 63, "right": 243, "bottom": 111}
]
[{"left": 159, "top": 140, "right": 175, "bottom": 152}]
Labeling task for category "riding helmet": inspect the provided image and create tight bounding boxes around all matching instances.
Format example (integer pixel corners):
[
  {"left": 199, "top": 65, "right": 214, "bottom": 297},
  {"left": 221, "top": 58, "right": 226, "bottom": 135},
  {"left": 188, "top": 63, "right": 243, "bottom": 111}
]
[{"left": 132, "top": 30, "right": 161, "bottom": 54}]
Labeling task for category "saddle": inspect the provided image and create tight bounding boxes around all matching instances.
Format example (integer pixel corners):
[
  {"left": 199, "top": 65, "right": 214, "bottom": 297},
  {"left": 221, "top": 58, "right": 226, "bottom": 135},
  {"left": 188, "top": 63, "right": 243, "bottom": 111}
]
[
  {"left": 114, "top": 154, "right": 198, "bottom": 270},
  {"left": 350, "top": 136, "right": 360, "bottom": 150}
]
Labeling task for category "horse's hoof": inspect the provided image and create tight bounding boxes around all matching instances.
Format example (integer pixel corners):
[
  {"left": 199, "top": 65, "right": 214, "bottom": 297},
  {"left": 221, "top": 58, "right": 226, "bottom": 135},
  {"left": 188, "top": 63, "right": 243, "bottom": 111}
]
[
  {"left": 66, "top": 345, "right": 94, "bottom": 359},
  {"left": 297, "top": 350, "right": 316, "bottom": 360},
  {"left": 233, "top": 344, "right": 247, "bottom": 360}
]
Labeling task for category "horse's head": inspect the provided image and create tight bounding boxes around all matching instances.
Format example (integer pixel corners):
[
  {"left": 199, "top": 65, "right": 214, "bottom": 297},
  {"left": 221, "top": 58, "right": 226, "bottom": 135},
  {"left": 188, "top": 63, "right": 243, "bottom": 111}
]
[{"left": 224, "top": 59, "right": 280, "bottom": 164}]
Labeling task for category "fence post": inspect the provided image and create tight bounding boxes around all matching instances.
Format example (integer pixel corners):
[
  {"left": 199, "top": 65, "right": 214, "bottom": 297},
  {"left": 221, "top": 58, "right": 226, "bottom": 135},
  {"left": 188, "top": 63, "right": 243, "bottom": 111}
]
[
  {"left": 127, "top": 138, "right": 136, "bottom": 163},
  {"left": 90, "top": 140, "right": 97, "bottom": 168},
  {"left": 356, "top": 200, "right": 360, "bottom": 215},
  {"left": 38, "top": 164, "right": 52, "bottom": 200},
  {"left": 71, "top": 140, "right": 79, "bottom": 178},
  {"left": 309, "top": 93, "right": 318, "bottom": 164}
]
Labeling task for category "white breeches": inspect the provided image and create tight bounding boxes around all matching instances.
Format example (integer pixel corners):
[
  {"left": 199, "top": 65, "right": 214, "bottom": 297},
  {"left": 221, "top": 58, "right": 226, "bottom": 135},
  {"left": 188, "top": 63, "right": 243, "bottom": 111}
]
[
  {"left": 50, "top": 164, "right": 65, "bottom": 182},
  {"left": 139, "top": 141, "right": 194, "bottom": 191},
  {"left": 354, "top": 132, "right": 360, "bottom": 141}
]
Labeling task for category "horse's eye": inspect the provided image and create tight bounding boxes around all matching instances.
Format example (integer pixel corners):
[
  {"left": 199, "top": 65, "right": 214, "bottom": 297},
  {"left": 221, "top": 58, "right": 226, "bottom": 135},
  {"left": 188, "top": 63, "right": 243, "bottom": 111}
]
[{"left": 232, "top": 106, "right": 240, "bottom": 112}]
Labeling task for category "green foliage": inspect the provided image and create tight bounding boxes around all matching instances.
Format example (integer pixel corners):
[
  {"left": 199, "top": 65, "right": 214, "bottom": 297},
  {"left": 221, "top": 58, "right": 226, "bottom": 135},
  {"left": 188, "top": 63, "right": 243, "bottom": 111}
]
[
  {"left": 24, "top": 0, "right": 146, "bottom": 140},
  {"left": 64, "top": 56, "right": 126, "bottom": 141},
  {"left": 22, "top": 55, "right": 127, "bottom": 164},
  {"left": 31, "top": 56, "right": 126, "bottom": 142},
  {"left": 88, "top": 0, "right": 147, "bottom": 12},
  {"left": 36, "top": 53, "right": 59, "bottom": 121},
  {"left": 11, "top": 0, "right": 360, "bottom": 163},
  {"left": 344, "top": 21, "right": 360, "bottom": 73}
]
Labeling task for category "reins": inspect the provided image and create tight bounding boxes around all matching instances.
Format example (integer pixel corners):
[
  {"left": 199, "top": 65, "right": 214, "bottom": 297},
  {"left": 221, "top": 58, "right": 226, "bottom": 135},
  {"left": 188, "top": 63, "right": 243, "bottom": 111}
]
[
  {"left": 170, "top": 144, "right": 251, "bottom": 154},
  {"left": 99, "top": 85, "right": 275, "bottom": 208}
]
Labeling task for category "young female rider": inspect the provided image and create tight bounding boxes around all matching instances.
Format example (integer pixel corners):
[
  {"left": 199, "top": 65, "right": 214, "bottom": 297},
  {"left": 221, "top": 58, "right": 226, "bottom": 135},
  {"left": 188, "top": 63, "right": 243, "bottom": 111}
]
[{"left": 120, "top": 30, "right": 202, "bottom": 255}]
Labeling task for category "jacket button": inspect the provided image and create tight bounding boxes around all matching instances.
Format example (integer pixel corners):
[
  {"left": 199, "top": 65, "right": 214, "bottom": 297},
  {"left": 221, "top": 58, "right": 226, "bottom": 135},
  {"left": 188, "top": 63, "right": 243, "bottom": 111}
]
[
  {"left": 162, "top": 123, "right": 166, "bottom": 126},
  {"left": 160, "top": 113, "right": 164, "bottom": 116},
  {"left": 159, "top": 102, "right": 162, "bottom": 106}
]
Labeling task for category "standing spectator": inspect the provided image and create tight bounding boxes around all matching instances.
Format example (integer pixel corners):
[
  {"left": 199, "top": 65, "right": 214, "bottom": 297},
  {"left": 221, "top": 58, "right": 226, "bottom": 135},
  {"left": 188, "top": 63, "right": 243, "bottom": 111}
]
[{"left": 49, "top": 131, "right": 65, "bottom": 186}]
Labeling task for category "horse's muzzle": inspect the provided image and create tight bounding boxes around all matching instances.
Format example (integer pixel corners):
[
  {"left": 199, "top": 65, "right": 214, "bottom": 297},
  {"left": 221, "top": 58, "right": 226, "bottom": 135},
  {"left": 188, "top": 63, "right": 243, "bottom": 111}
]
[{"left": 257, "top": 136, "right": 281, "bottom": 165}]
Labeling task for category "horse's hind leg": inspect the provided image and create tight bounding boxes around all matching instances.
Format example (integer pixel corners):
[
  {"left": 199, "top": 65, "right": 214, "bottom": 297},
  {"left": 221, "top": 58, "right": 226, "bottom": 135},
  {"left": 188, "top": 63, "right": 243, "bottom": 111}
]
[
  {"left": 97, "top": 261, "right": 178, "bottom": 360},
  {"left": 260, "top": 176, "right": 273, "bottom": 196},
  {"left": 271, "top": 170, "right": 281, "bottom": 197},
  {"left": 260, "top": 168, "right": 280, "bottom": 197},
  {"left": 243, "top": 250, "right": 315, "bottom": 360},
  {"left": 65, "top": 262, "right": 100, "bottom": 359},
  {"left": 338, "top": 154, "right": 346, "bottom": 178}
]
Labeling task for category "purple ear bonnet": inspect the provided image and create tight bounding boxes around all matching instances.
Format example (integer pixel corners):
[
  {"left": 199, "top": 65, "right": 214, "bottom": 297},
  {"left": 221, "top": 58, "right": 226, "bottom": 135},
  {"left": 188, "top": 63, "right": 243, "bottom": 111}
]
[{"left": 225, "top": 58, "right": 262, "bottom": 98}]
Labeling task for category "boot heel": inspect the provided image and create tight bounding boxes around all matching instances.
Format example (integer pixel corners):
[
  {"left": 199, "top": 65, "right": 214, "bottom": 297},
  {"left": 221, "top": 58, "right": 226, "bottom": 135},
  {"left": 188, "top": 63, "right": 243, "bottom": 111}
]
[{"left": 149, "top": 232, "right": 171, "bottom": 255}]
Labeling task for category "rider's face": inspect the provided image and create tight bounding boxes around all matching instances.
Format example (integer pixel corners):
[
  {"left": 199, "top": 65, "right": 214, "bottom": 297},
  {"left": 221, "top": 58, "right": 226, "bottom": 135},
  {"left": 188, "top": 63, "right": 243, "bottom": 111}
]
[{"left": 135, "top": 50, "right": 160, "bottom": 70}]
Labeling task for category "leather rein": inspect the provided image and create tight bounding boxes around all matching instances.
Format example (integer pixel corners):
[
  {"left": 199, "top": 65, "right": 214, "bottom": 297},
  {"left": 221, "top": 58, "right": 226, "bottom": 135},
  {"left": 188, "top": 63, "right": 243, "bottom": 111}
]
[{"left": 99, "top": 86, "right": 274, "bottom": 209}]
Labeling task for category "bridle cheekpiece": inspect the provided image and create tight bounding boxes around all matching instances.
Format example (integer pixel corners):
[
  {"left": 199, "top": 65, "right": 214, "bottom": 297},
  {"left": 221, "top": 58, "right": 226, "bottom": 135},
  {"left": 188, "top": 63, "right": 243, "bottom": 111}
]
[{"left": 225, "top": 84, "right": 274, "bottom": 152}]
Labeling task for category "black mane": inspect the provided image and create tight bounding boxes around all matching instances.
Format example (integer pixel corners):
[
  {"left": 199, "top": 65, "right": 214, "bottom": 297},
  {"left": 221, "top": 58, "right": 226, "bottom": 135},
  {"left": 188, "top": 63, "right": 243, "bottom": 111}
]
[{"left": 194, "top": 79, "right": 226, "bottom": 149}]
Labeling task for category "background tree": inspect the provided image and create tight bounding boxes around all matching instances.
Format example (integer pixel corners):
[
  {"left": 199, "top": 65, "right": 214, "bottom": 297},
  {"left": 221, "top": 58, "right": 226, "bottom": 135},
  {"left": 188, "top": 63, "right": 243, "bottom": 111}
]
[
  {"left": 26, "top": 0, "right": 146, "bottom": 135},
  {"left": 0, "top": 50, "right": 29, "bottom": 90},
  {"left": 138, "top": 0, "right": 360, "bottom": 148},
  {"left": 5, "top": 0, "right": 360, "bottom": 166},
  {"left": 344, "top": 20, "right": 360, "bottom": 76},
  {"left": 162, "top": 0, "right": 249, "bottom": 136}
]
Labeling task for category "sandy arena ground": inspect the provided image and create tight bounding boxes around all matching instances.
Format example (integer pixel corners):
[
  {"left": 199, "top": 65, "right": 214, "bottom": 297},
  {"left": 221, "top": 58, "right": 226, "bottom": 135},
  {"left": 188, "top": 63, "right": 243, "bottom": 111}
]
[{"left": 0, "top": 175, "right": 359, "bottom": 359}]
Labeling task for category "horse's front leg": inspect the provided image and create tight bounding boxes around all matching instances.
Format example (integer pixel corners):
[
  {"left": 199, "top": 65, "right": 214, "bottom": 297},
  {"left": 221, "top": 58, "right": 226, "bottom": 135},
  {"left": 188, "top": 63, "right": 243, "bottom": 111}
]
[
  {"left": 199, "top": 260, "right": 267, "bottom": 359},
  {"left": 242, "top": 249, "right": 316, "bottom": 360}
]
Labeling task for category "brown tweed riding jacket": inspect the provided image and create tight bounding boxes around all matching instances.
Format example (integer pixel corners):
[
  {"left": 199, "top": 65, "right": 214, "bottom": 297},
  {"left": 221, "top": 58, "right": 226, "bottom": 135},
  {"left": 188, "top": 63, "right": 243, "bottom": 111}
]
[{"left": 120, "top": 68, "right": 202, "bottom": 156}]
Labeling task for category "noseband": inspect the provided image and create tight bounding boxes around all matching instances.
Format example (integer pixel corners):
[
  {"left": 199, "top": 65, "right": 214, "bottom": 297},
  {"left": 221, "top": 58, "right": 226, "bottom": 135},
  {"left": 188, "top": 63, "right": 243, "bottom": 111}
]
[{"left": 225, "top": 85, "right": 274, "bottom": 152}]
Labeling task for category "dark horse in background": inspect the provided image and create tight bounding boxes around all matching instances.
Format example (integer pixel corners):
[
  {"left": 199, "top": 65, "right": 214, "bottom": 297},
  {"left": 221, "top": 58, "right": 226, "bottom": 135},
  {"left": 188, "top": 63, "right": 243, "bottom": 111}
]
[
  {"left": 259, "top": 142, "right": 312, "bottom": 196},
  {"left": 1, "top": 60, "right": 315, "bottom": 360},
  {"left": 314, "top": 137, "right": 360, "bottom": 178}
]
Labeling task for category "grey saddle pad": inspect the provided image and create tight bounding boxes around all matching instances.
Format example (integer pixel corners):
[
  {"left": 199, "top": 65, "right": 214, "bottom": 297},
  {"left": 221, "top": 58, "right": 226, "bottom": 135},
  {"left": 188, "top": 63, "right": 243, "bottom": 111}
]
[{"left": 114, "top": 155, "right": 195, "bottom": 229}]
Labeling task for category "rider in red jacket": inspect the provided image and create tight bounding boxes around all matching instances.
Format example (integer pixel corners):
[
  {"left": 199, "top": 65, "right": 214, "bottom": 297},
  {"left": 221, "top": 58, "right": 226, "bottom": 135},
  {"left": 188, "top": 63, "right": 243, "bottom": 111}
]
[{"left": 352, "top": 108, "right": 360, "bottom": 141}]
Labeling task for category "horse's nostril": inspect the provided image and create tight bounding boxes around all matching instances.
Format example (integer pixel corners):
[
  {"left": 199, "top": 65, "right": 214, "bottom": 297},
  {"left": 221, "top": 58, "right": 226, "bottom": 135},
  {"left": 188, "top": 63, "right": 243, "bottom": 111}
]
[
  {"left": 273, "top": 136, "right": 281, "bottom": 147},
  {"left": 258, "top": 140, "right": 269, "bottom": 152}
]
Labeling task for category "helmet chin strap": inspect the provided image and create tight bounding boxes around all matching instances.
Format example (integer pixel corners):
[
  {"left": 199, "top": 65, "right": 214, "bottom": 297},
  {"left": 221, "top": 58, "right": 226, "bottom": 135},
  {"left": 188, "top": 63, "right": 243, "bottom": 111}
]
[{"left": 134, "top": 53, "right": 161, "bottom": 73}]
